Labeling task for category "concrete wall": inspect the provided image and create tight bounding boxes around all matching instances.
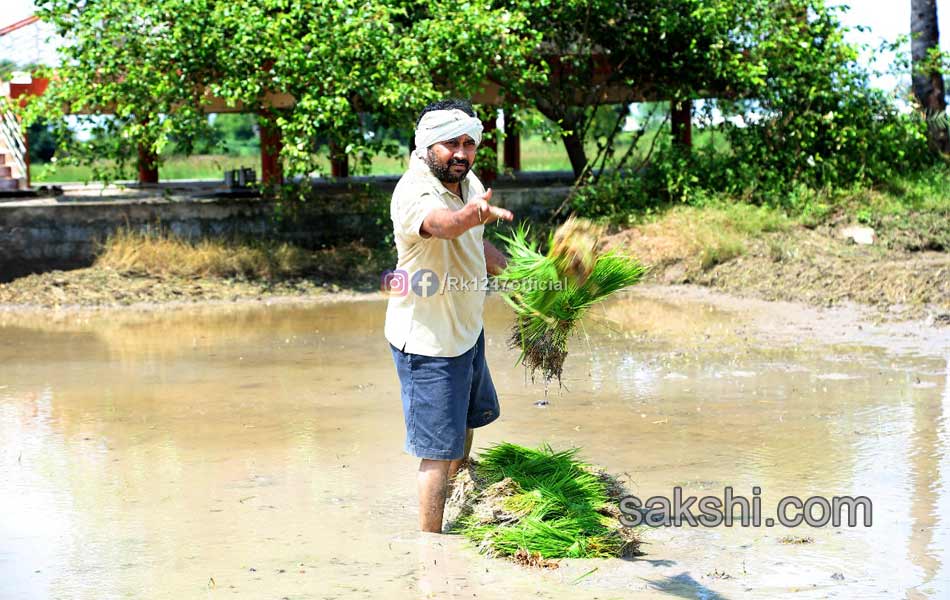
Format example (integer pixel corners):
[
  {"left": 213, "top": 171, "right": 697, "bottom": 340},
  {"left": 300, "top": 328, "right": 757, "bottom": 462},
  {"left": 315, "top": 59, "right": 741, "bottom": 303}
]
[{"left": 0, "top": 176, "right": 571, "bottom": 280}]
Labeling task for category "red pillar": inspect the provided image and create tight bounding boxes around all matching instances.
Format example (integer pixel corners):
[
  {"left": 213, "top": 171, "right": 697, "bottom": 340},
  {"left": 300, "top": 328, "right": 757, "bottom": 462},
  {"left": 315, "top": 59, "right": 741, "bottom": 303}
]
[
  {"left": 137, "top": 143, "right": 159, "bottom": 184},
  {"left": 259, "top": 113, "right": 283, "bottom": 186},
  {"left": 503, "top": 113, "right": 521, "bottom": 172},
  {"left": 329, "top": 140, "right": 349, "bottom": 178},
  {"left": 11, "top": 77, "right": 50, "bottom": 190},
  {"left": 671, "top": 99, "right": 693, "bottom": 151},
  {"left": 477, "top": 110, "right": 497, "bottom": 185}
]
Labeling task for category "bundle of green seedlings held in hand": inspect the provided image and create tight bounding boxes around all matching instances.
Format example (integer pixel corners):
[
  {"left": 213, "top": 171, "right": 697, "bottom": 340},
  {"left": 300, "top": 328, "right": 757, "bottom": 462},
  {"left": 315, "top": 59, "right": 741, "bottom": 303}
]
[
  {"left": 496, "top": 217, "right": 645, "bottom": 383},
  {"left": 448, "top": 443, "right": 640, "bottom": 562}
]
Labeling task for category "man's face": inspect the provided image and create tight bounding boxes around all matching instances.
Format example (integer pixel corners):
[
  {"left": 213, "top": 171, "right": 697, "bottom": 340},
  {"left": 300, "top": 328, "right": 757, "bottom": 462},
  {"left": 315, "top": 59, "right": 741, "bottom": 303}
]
[{"left": 425, "top": 134, "right": 477, "bottom": 183}]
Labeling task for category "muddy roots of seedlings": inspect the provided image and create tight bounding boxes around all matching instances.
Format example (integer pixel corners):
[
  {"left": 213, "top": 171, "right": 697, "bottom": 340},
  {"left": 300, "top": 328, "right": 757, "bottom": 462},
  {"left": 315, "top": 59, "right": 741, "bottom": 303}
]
[
  {"left": 507, "top": 319, "right": 568, "bottom": 383},
  {"left": 446, "top": 443, "right": 641, "bottom": 565},
  {"left": 497, "top": 219, "right": 645, "bottom": 385}
]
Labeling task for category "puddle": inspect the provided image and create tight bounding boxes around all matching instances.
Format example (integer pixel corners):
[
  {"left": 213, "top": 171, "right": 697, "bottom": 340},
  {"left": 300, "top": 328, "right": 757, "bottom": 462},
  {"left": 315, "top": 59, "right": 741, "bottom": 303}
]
[{"left": 1, "top": 289, "right": 948, "bottom": 599}]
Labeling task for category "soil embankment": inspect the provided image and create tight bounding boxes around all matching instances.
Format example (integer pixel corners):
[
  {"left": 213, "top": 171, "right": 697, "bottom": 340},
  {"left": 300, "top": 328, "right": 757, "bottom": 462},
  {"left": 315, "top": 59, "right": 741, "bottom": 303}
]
[
  {"left": 604, "top": 208, "right": 949, "bottom": 323},
  {"left": 0, "top": 208, "right": 947, "bottom": 324}
]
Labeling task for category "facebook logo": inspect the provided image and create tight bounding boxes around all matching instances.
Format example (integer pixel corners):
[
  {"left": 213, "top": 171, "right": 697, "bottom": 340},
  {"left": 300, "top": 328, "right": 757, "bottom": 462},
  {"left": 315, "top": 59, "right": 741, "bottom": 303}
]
[{"left": 411, "top": 269, "right": 440, "bottom": 297}]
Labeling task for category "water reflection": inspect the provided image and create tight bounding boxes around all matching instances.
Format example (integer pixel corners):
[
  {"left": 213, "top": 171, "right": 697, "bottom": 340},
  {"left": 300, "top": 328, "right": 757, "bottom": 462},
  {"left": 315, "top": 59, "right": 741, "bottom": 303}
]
[{"left": 1, "top": 293, "right": 947, "bottom": 598}]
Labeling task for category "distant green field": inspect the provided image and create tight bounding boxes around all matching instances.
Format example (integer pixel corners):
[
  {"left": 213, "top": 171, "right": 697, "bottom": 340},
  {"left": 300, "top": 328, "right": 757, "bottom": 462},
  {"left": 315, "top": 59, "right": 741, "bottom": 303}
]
[{"left": 30, "top": 129, "right": 724, "bottom": 183}]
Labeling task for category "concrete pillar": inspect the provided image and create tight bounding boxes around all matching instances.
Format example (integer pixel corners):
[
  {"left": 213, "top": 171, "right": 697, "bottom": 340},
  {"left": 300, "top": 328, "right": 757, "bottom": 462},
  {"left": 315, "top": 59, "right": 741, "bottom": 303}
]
[{"left": 671, "top": 99, "right": 692, "bottom": 151}]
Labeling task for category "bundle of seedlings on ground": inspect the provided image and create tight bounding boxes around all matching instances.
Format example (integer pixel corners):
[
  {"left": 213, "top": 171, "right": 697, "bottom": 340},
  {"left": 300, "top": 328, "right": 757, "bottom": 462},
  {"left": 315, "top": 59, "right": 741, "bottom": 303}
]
[
  {"left": 497, "top": 217, "right": 645, "bottom": 382},
  {"left": 448, "top": 443, "right": 639, "bottom": 563}
]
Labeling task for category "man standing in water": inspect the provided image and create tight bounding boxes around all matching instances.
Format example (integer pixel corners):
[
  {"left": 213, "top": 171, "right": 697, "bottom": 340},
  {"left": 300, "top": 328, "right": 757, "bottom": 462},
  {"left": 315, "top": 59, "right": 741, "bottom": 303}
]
[{"left": 385, "top": 99, "right": 513, "bottom": 532}]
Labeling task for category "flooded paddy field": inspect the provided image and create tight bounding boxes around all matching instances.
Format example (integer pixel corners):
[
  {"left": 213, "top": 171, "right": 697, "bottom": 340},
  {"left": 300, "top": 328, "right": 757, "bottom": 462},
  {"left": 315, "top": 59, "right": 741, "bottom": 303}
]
[{"left": 1, "top": 286, "right": 948, "bottom": 599}]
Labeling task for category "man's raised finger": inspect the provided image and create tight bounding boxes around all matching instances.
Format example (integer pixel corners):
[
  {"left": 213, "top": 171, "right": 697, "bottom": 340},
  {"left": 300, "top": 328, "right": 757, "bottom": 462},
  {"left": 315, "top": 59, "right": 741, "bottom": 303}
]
[{"left": 489, "top": 206, "right": 514, "bottom": 222}]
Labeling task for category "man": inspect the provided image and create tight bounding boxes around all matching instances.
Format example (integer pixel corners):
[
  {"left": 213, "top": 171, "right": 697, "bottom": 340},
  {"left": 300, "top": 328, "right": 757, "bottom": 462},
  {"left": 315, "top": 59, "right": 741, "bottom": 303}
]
[{"left": 385, "top": 99, "right": 514, "bottom": 533}]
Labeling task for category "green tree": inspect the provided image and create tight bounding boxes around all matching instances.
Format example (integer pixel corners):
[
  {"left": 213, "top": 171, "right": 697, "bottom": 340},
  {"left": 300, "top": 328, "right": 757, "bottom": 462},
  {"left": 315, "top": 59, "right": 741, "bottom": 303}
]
[
  {"left": 28, "top": 0, "right": 227, "bottom": 182},
  {"left": 0, "top": 59, "right": 17, "bottom": 81},
  {"left": 26, "top": 120, "right": 58, "bottom": 162},
  {"left": 24, "top": 0, "right": 541, "bottom": 184},
  {"left": 711, "top": 0, "right": 934, "bottom": 193},
  {"left": 493, "top": 0, "right": 758, "bottom": 179},
  {"left": 209, "top": 0, "right": 541, "bottom": 177},
  {"left": 571, "top": 0, "right": 938, "bottom": 216}
]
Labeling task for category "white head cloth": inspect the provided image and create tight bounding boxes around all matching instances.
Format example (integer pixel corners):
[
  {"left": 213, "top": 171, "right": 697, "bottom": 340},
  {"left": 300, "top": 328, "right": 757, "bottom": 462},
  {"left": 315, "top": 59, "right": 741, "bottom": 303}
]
[{"left": 413, "top": 109, "right": 483, "bottom": 158}]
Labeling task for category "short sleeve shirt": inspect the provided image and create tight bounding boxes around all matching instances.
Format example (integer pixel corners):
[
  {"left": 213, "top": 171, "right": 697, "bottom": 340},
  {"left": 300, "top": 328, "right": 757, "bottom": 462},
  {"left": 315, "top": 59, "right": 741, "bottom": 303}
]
[{"left": 384, "top": 154, "right": 487, "bottom": 357}]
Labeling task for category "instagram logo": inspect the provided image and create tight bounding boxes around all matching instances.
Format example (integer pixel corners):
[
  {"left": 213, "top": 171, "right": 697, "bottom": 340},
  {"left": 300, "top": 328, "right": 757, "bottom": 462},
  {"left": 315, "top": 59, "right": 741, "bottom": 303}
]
[{"left": 380, "top": 269, "right": 409, "bottom": 296}]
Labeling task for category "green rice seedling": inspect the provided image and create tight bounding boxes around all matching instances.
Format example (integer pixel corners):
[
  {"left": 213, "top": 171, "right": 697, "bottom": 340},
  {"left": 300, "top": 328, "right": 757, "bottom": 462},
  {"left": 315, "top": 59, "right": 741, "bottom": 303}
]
[
  {"left": 452, "top": 443, "right": 640, "bottom": 561},
  {"left": 497, "top": 220, "right": 646, "bottom": 382}
]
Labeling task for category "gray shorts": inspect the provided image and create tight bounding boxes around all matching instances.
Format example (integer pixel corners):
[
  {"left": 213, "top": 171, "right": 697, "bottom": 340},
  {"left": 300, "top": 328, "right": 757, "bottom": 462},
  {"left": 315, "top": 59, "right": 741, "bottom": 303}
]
[{"left": 389, "top": 330, "right": 500, "bottom": 460}]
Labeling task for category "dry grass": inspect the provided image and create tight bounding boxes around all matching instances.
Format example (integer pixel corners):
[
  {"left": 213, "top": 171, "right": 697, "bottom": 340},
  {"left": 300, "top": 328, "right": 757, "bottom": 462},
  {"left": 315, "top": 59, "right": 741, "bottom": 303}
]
[
  {"left": 606, "top": 203, "right": 791, "bottom": 276},
  {"left": 604, "top": 200, "right": 949, "bottom": 315},
  {"left": 95, "top": 230, "right": 316, "bottom": 280}
]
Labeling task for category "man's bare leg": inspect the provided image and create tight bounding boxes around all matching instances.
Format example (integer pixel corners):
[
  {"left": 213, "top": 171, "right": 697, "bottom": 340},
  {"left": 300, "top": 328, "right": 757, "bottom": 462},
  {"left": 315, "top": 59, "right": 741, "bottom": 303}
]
[
  {"left": 448, "top": 429, "right": 474, "bottom": 479},
  {"left": 418, "top": 429, "right": 474, "bottom": 533},
  {"left": 418, "top": 459, "right": 451, "bottom": 532}
]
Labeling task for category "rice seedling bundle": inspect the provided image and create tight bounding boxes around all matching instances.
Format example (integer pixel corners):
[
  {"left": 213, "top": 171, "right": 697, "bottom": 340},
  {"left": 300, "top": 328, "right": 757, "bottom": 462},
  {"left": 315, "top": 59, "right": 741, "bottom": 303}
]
[
  {"left": 497, "top": 217, "right": 646, "bottom": 382},
  {"left": 450, "top": 443, "right": 639, "bottom": 560}
]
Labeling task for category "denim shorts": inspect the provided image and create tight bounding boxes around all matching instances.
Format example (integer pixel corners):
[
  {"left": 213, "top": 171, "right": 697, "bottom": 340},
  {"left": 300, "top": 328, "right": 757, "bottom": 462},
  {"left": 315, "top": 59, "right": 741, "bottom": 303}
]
[{"left": 389, "top": 329, "right": 500, "bottom": 460}]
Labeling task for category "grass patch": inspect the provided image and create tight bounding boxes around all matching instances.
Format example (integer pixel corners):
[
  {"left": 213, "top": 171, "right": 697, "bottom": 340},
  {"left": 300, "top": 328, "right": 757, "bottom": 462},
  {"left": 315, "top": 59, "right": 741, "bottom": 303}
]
[
  {"left": 95, "top": 229, "right": 394, "bottom": 285},
  {"left": 695, "top": 202, "right": 790, "bottom": 269},
  {"left": 780, "top": 167, "right": 950, "bottom": 250},
  {"left": 450, "top": 443, "right": 639, "bottom": 560},
  {"left": 31, "top": 128, "right": 729, "bottom": 183},
  {"left": 612, "top": 202, "right": 791, "bottom": 275},
  {"left": 33, "top": 155, "right": 268, "bottom": 183},
  {"left": 837, "top": 168, "right": 950, "bottom": 252}
]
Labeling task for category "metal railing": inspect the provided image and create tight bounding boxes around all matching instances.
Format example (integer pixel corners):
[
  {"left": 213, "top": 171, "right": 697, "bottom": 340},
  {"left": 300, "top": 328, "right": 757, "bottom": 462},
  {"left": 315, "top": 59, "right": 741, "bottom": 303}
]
[{"left": 0, "top": 107, "right": 26, "bottom": 180}]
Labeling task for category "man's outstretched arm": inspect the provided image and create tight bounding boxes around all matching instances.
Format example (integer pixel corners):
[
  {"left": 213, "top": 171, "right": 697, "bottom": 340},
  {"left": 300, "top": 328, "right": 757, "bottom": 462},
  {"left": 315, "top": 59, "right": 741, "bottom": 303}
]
[{"left": 421, "top": 189, "right": 513, "bottom": 240}]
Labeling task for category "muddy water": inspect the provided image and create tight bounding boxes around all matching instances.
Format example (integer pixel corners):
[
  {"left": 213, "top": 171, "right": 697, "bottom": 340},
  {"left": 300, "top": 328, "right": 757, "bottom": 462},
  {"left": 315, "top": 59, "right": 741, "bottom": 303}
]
[{"left": 1, "top": 290, "right": 948, "bottom": 599}]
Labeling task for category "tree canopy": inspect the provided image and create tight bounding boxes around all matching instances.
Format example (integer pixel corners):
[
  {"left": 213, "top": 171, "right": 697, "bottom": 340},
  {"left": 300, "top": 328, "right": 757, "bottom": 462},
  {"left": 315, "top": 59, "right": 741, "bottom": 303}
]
[
  {"left": 27, "top": 0, "right": 542, "bottom": 181},
  {"left": 19, "top": 0, "right": 947, "bottom": 193}
]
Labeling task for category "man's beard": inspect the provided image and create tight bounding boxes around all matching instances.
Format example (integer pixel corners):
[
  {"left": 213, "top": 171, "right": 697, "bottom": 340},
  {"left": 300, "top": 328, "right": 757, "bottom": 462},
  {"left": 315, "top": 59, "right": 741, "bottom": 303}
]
[{"left": 425, "top": 149, "right": 470, "bottom": 183}]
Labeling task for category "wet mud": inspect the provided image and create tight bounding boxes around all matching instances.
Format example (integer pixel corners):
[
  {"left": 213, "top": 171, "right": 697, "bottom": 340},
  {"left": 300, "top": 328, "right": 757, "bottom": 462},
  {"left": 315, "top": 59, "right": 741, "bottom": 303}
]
[{"left": 1, "top": 288, "right": 948, "bottom": 598}]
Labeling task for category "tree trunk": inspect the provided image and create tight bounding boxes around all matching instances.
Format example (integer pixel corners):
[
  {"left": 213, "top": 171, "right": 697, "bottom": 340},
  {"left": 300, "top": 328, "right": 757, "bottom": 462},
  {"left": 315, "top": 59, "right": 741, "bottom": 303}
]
[
  {"left": 532, "top": 95, "right": 588, "bottom": 179},
  {"left": 562, "top": 129, "right": 587, "bottom": 179},
  {"left": 911, "top": 0, "right": 949, "bottom": 153},
  {"left": 558, "top": 109, "right": 589, "bottom": 179}
]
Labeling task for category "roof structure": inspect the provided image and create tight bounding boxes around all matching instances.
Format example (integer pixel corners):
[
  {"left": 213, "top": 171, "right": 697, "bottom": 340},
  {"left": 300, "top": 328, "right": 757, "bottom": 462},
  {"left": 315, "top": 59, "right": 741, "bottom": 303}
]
[{"left": 0, "top": 15, "right": 61, "bottom": 69}]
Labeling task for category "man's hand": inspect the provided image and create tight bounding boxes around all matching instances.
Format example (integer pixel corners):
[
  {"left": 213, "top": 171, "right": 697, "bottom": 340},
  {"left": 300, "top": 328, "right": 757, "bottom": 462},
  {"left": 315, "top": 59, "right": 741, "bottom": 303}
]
[
  {"left": 473, "top": 189, "right": 514, "bottom": 226},
  {"left": 420, "top": 188, "right": 514, "bottom": 240},
  {"left": 483, "top": 239, "right": 508, "bottom": 276}
]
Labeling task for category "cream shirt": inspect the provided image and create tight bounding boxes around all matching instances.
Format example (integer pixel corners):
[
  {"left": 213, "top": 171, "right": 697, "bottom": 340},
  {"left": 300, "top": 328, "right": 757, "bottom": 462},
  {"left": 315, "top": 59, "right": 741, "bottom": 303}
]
[{"left": 384, "top": 154, "right": 487, "bottom": 357}]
